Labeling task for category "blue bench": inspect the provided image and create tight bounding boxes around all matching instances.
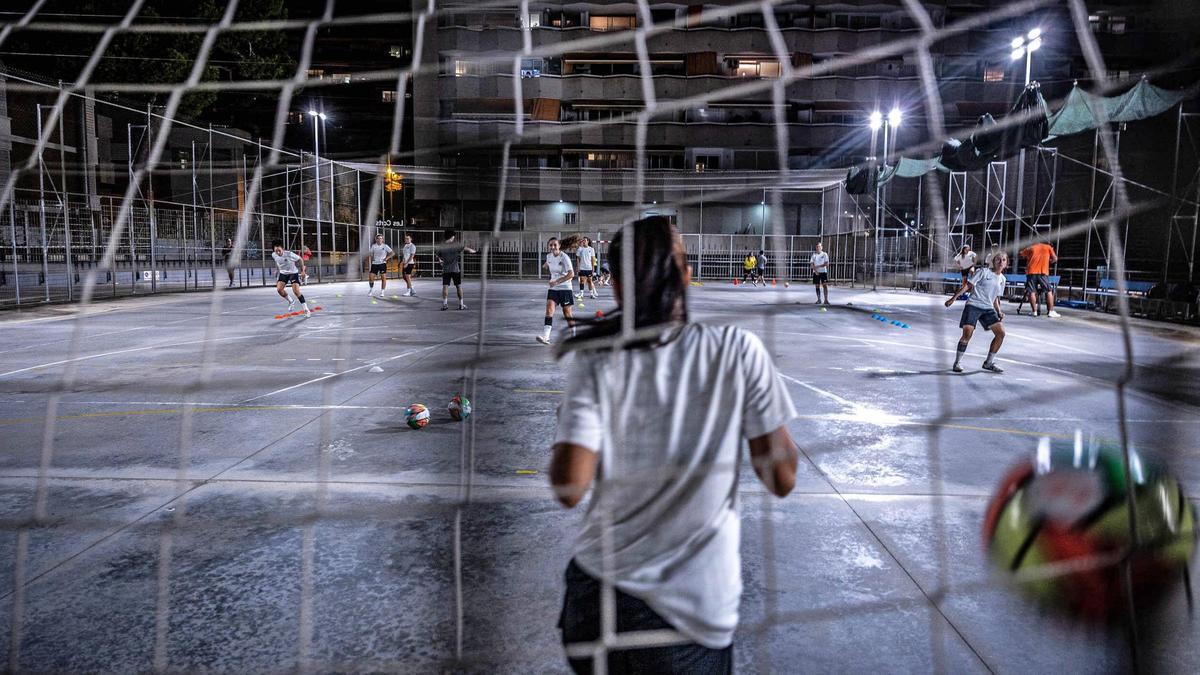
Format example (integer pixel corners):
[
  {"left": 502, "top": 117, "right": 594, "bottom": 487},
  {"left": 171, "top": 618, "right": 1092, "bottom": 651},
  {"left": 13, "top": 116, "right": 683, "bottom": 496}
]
[
  {"left": 1084, "top": 278, "right": 1158, "bottom": 314},
  {"left": 912, "top": 271, "right": 961, "bottom": 292}
]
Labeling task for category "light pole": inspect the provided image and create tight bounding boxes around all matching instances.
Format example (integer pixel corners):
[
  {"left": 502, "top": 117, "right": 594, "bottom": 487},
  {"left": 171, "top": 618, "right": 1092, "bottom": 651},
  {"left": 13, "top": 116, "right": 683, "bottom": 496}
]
[
  {"left": 1011, "top": 27, "right": 1042, "bottom": 87},
  {"left": 873, "top": 107, "right": 900, "bottom": 289},
  {"left": 1009, "top": 28, "right": 1042, "bottom": 273},
  {"left": 308, "top": 110, "right": 327, "bottom": 281},
  {"left": 869, "top": 111, "right": 881, "bottom": 289}
]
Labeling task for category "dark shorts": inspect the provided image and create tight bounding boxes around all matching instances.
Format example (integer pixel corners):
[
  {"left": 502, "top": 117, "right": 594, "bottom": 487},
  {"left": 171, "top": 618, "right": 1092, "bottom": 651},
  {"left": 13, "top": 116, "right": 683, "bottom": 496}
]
[
  {"left": 960, "top": 267, "right": 975, "bottom": 280},
  {"left": 548, "top": 289, "right": 574, "bottom": 307},
  {"left": 578, "top": 269, "right": 594, "bottom": 278},
  {"left": 1025, "top": 274, "right": 1051, "bottom": 294},
  {"left": 277, "top": 273, "right": 300, "bottom": 285},
  {"left": 559, "top": 560, "right": 732, "bottom": 675},
  {"left": 403, "top": 263, "right": 415, "bottom": 276},
  {"left": 813, "top": 271, "right": 828, "bottom": 284},
  {"left": 370, "top": 263, "right": 388, "bottom": 275},
  {"left": 960, "top": 304, "right": 1002, "bottom": 329},
  {"left": 442, "top": 271, "right": 462, "bottom": 286}
]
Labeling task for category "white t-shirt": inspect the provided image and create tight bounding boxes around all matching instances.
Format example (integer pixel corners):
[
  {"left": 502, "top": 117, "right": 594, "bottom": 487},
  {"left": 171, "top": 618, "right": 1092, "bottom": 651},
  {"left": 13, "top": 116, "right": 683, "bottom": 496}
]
[
  {"left": 555, "top": 324, "right": 797, "bottom": 649},
  {"left": 402, "top": 242, "right": 417, "bottom": 265},
  {"left": 810, "top": 251, "right": 829, "bottom": 271},
  {"left": 272, "top": 250, "right": 301, "bottom": 274},
  {"left": 967, "top": 267, "right": 1006, "bottom": 310},
  {"left": 545, "top": 252, "right": 574, "bottom": 291},
  {"left": 954, "top": 251, "right": 978, "bottom": 270},
  {"left": 369, "top": 243, "right": 392, "bottom": 265},
  {"left": 576, "top": 246, "right": 596, "bottom": 271}
]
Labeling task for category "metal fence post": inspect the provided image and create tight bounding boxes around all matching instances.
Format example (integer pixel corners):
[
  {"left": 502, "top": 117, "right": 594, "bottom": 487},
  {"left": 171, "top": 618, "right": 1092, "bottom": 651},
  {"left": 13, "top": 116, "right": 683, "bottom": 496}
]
[{"left": 9, "top": 201, "right": 20, "bottom": 305}]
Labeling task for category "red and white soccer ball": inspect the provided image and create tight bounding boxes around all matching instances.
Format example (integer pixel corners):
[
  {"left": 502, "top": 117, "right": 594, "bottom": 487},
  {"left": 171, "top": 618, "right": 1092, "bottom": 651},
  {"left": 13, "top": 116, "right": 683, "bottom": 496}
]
[
  {"left": 448, "top": 396, "right": 472, "bottom": 421},
  {"left": 405, "top": 403, "right": 430, "bottom": 429}
]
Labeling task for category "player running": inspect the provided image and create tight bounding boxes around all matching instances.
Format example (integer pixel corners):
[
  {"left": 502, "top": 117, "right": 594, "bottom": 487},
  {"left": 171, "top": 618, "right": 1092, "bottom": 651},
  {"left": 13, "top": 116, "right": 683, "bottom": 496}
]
[
  {"left": 810, "top": 242, "right": 830, "bottom": 304},
  {"left": 437, "top": 234, "right": 477, "bottom": 310},
  {"left": 953, "top": 244, "right": 978, "bottom": 282},
  {"left": 741, "top": 251, "right": 757, "bottom": 285},
  {"left": 945, "top": 250, "right": 1008, "bottom": 373},
  {"left": 271, "top": 240, "right": 311, "bottom": 317},
  {"left": 401, "top": 234, "right": 417, "bottom": 296},
  {"left": 537, "top": 236, "right": 576, "bottom": 344},
  {"left": 367, "top": 233, "right": 393, "bottom": 298},
  {"left": 576, "top": 237, "right": 598, "bottom": 300}
]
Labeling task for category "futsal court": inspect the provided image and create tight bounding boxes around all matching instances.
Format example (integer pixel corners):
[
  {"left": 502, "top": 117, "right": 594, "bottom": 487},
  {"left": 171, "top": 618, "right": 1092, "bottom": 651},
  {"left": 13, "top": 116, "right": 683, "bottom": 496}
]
[{"left": 1, "top": 278, "right": 1196, "bottom": 672}]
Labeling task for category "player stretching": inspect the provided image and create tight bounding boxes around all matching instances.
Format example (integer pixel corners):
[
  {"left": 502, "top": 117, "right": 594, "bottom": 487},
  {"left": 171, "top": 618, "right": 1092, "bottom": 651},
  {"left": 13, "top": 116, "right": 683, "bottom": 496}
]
[
  {"left": 810, "top": 242, "right": 830, "bottom": 304},
  {"left": 401, "top": 234, "right": 417, "bottom": 296},
  {"left": 271, "top": 240, "right": 311, "bottom": 317},
  {"left": 537, "top": 236, "right": 576, "bottom": 344},
  {"left": 437, "top": 234, "right": 476, "bottom": 310},
  {"left": 576, "top": 237, "right": 598, "bottom": 300},
  {"left": 367, "top": 233, "right": 393, "bottom": 298},
  {"left": 945, "top": 251, "right": 1008, "bottom": 373},
  {"left": 1019, "top": 239, "right": 1060, "bottom": 318}
]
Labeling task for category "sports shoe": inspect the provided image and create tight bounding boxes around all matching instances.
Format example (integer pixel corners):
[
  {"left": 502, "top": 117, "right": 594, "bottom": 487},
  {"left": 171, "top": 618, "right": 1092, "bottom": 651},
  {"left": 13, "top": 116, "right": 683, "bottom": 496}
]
[
  {"left": 367, "top": 288, "right": 375, "bottom": 296},
  {"left": 304, "top": 307, "right": 311, "bottom": 318},
  {"left": 287, "top": 298, "right": 296, "bottom": 311},
  {"left": 536, "top": 334, "right": 550, "bottom": 345},
  {"left": 405, "top": 289, "right": 414, "bottom": 297},
  {"left": 458, "top": 303, "right": 467, "bottom": 310},
  {"left": 441, "top": 303, "right": 448, "bottom": 311},
  {"left": 590, "top": 292, "right": 598, "bottom": 299},
  {"left": 1047, "top": 310, "right": 1061, "bottom": 318},
  {"left": 952, "top": 364, "right": 964, "bottom": 373},
  {"left": 982, "top": 362, "right": 1004, "bottom": 373}
]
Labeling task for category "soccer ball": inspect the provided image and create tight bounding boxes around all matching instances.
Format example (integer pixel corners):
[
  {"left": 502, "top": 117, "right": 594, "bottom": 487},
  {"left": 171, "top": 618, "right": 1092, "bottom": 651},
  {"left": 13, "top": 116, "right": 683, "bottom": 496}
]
[
  {"left": 984, "top": 436, "right": 1196, "bottom": 620},
  {"left": 448, "top": 396, "right": 472, "bottom": 421},
  {"left": 404, "top": 403, "right": 430, "bottom": 429}
]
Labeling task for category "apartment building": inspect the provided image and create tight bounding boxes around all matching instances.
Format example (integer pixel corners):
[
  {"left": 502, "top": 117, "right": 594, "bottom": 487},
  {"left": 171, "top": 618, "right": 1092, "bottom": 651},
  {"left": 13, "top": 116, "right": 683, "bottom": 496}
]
[{"left": 407, "top": 1, "right": 1168, "bottom": 235}]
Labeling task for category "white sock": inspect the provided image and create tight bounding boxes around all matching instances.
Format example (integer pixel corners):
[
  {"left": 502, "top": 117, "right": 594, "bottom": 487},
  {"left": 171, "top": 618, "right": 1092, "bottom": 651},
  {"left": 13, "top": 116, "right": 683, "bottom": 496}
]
[{"left": 984, "top": 351, "right": 997, "bottom": 366}]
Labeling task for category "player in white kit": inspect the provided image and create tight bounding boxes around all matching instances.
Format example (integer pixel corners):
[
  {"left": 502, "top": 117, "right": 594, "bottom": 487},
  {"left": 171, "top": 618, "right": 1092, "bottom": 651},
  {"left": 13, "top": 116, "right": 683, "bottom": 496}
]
[
  {"left": 271, "top": 240, "right": 310, "bottom": 317},
  {"left": 575, "top": 237, "right": 598, "bottom": 300},
  {"left": 810, "top": 243, "right": 830, "bottom": 304},
  {"left": 401, "top": 234, "right": 417, "bottom": 296},
  {"left": 537, "top": 237, "right": 577, "bottom": 344},
  {"left": 367, "top": 233, "right": 393, "bottom": 298}
]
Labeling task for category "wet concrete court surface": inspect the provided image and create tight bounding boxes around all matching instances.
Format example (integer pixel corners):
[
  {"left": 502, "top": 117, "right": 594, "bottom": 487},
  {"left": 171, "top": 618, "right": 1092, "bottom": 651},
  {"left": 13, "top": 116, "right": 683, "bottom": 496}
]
[{"left": 0, "top": 279, "right": 1198, "bottom": 672}]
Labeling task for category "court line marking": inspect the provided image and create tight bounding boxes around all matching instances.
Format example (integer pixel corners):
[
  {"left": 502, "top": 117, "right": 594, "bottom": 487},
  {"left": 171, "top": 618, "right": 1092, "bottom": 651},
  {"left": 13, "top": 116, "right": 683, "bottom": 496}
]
[
  {"left": 0, "top": 334, "right": 264, "bottom": 380},
  {"left": 239, "top": 332, "right": 480, "bottom": 403},
  {"left": 513, "top": 388, "right": 565, "bottom": 394},
  {"left": 0, "top": 402, "right": 414, "bottom": 425}
]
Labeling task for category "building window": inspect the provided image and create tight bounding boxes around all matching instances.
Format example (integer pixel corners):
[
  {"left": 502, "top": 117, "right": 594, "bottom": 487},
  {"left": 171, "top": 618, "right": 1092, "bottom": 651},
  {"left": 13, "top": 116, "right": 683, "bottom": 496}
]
[
  {"left": 520, "top": 58, "right": 543, "bottom": 78},
  {"left": 730, "top": 58, "right": 781, "bottom": 78},
  {"left": 389, "top": 45, "right": 404, "bottom": 58},
  {"left": 983, "top": 68, "right": 1004, "bottom": 82},
  {"left": 1109, "top": 16, "right": 1127, "bottom": 34},
  {"left": 382, "top": 90, "right": 397, "bottom": 103},
  {"left": 523, "top": 12, "right": 541, "bottom": 28},
  {"left": 287, "top": 111, "right": 305, "bottom": 125},
  {"left": 695, "top": 155, "right": 720, "bottom": 171},
  {"left": 330, "top": 73, "right": 352, "bottom": 84},
  {"left": 306, "top": 69, "right": 325, "bottom": 80},
  {"left": 589, "top": 15, "right": 636, "bottom": 32},
  {"left": 564, "top": 212, "right": 577, "bottom": 225}
]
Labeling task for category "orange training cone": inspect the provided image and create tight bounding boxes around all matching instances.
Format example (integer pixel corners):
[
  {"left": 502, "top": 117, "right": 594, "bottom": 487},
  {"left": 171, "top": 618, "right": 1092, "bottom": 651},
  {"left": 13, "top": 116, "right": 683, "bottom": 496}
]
[
  {"left": 733, "top": 278, "right": 739, "bottom": 286},
  {"left": 772, "top": 278, "right": 777, "bottom": 286}
]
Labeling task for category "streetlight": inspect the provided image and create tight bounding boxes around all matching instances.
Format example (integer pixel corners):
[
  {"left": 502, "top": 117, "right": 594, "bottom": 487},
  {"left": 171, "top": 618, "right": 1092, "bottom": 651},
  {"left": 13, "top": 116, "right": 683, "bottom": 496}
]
[
  {"left": 1009, "top": 29, "right": 1042, "bottom": 272},
  {"left": 308, "top": 110, "right": 327, "bottom": 280},
  {"left": 873, "top": 107, "right": 901, "bottom": 289},
  {"left": 1011, "top": 27, "right": 1043, "bottom": 86}
]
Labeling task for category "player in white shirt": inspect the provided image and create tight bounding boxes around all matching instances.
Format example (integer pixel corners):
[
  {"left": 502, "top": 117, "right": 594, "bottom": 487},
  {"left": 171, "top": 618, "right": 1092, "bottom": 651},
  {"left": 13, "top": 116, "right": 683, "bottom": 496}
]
[
  {"left": 401, "top": 234, "right": 418, "bottom": 296},
  {"left": 810, "top": 242, "right": 830, "bottom": 304},
  {"left": 366, "top": 233, "right": 393, "bottom": 298},
  {"left": 536, "top": 236, "right": 576, "bottom": 344},
  {"left": 945, "top": 250, "right": 1008, "bottom": 373},
  {"left": 953, "top": 244, "right": 978, "bottom": 282},
  {"left": 270, "top": 240, "right": 310, "bottom": 317},
  {"left": 575, "top": 237, "right": 598, "bottom": 300},
  {"left": 550, "top": 216, "right": 798, "bottom": 672}
]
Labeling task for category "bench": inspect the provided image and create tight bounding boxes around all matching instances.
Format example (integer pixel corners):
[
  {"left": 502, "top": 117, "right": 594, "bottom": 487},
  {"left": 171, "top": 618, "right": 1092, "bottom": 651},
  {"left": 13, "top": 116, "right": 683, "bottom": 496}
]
[
  {"left": 1084, "top": 278, "right": 1155, "bottom": 313},
  {"left": 1005, "top": 274, "right": 1061, "bottom": 315},
  {"left": 912, "top": 271, "right": 962, "bottom": 293}
]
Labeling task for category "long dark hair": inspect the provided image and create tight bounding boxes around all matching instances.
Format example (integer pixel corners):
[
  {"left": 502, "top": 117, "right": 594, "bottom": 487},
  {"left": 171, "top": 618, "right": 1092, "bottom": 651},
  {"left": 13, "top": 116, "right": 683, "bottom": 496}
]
[{"left": 562, "top": 216, "right": 688, "bottom": 352}]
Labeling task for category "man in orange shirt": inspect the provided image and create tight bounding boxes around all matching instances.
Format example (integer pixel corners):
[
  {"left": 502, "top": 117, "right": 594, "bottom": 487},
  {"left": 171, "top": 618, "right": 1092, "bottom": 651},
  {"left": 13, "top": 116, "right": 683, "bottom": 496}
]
[{"left": 1019, "top": 240, "right": 1060, "bottom": 318}]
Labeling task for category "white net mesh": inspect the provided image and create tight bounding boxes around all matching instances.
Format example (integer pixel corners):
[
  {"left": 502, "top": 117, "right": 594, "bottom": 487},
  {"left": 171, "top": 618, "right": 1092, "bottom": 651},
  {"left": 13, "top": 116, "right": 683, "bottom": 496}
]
[{"left": 1, "top": 0, "right": 1197, "bottom": 671}]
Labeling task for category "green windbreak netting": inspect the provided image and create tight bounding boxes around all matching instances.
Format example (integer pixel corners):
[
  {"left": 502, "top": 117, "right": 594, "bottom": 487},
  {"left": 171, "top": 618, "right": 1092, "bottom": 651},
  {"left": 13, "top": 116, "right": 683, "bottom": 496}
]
[
  {"left": 1046, "top": 78, "right": 1200, "bottom": 137},
  {"left": 850, "top": 79, "right": 1197, "bottom": 192}
]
